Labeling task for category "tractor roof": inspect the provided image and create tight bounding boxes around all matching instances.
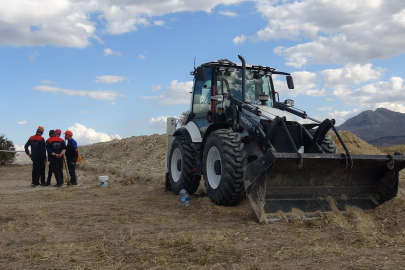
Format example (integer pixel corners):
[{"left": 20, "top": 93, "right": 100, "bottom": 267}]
[{"left": 194, "top": 59, "right": 290, "bottom": 76}]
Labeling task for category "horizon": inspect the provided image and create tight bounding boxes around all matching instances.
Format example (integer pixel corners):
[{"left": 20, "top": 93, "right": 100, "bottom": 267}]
[{"left": 1, "top": 0, "right": 405, "bottom": 148}]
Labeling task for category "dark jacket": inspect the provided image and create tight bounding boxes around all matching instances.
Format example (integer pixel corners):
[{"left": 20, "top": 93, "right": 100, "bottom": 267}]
[
  {"left": 46, "top": 137, "right": 66, "bottom": 156},
  {"left": 25, "top": 135, "right": 46, "bottom": 159},
  {"left": 65, "top": 138, "right": 78, "bottom": 159}
]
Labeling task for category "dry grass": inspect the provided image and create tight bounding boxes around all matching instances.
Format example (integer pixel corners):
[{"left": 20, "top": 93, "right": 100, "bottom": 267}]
[{"left": 1, "top": 165, "right": 405, "bottom": 269}]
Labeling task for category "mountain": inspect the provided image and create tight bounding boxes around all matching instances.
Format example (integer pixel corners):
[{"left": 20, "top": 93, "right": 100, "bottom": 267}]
[{"left": 336, "top": 108, "right": 405, "bottom": 146}]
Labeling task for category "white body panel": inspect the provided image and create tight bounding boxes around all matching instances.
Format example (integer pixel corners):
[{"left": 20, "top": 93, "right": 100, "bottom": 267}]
[
  {"left": 242, "top": 106, "right": 296, "bottom": 124},
  {"left": 257, "top": 105, "right": 297, "bottom": 122},
  {"left": 165, "top": 117, "right": 178, "bottom": 174},
  {"left": 183, "top": 121, "right": 203, "bottom": 143}
]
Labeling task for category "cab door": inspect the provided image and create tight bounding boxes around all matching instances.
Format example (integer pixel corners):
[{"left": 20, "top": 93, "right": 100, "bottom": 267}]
[{"left": 191, "top": 67, "right": 212, "bottom": 135}]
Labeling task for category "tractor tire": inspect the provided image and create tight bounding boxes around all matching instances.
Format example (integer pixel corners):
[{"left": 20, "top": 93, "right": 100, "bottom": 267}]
[
  {"left": 168, "top": 136, "right": 201, "bottom": 195},
  {"left": 203, "top": 129, "right": 247, "bottom": 206},
  {"left": 308, "top": 129, "right": 338, "bottom": 154}
]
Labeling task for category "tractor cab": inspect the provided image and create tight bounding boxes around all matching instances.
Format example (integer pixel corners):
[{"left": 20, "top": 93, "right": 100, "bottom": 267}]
[{"left": 189, "top": 58, "right": 293, "bottom": 136}]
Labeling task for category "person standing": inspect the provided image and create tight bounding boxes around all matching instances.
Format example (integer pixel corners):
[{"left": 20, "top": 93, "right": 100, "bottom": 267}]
[
  {"left": 46, "top": 131, "right": 66, "bottom": 188},
  {"left": 64, "top": 130, "right": 79, "bottom": 185},
  {"left": 24, "top": 126, "right": 47, "bottom": 187},
  {"left": 44, "top": 130, "right": 56, "bottom": 186},
  {"left": 45, "top": 129, "right": 62, "bottom": 186}
]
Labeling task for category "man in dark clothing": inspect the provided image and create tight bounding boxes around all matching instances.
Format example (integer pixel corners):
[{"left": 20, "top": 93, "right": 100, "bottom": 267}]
[
  {"left": 25, "top": 126, "right": 47, "bottom": 187},
  {"left": 64, "top": 130, "right": 79, "bottom": 185},
  {"left": 44, "top": 130, "right": 56, "bottom": 186},
  {"left": 46, "top": 132, "right": 66, "bottom": 188},
  {"left": 45, "top": 129, "right": 63, "bottom": 186}
]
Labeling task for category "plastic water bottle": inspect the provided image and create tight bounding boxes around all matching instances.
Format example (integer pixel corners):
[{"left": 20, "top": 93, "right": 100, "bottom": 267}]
[{"left": 179, "top": 188, "right": 189, "bottom": 206}]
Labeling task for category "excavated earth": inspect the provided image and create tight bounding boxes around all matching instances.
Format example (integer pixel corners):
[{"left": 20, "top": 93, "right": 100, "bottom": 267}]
[{"left": 1, "top": 131, "right": 405, "bottom": 269}]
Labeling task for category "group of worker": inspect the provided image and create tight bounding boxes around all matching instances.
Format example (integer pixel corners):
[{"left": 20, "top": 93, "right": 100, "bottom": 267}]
[{"left": 24, "top": 126, "right": 79, "bottom": 188}]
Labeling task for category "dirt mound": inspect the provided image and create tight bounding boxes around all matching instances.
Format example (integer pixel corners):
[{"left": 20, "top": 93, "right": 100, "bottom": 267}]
[
  {"left": 77, "top": 134, "right": 166, "bottom": 185},
  {"left": 330, "top": 130, "right": 386, "bottom": 155}
]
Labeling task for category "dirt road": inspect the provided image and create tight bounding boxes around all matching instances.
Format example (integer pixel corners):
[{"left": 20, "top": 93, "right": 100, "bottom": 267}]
[{"left": 1, "top": 164, "right": 405, "bottom": 269}]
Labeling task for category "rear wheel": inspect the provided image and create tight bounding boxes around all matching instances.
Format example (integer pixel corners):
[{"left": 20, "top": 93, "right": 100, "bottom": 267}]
[
  {"left": 169, "top": 136, "right": 201, "bottom": 195},
  {"left": 203, "top": 130, "right": 247, "bottom": 206},
  {"left": 309, "top": 129, "right": 338, "bottom": 154}
]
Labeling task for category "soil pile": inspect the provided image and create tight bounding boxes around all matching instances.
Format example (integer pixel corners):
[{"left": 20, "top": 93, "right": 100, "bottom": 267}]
[
  {"left": 330, "top": 130, "right": 386, "bottom": 155},
  {"left": 77, "top": 134, "right": 166, "bottom": 185}
]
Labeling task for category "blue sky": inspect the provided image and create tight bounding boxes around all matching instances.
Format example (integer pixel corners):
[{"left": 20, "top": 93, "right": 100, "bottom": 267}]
[{"left": 1, "top": 0, "right": 405, "bottom": 147}]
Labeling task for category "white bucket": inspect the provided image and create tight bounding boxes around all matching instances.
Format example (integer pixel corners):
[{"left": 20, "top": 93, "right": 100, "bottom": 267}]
[{"left": 98, "top": 176, "right": 109, "bottom": 187}]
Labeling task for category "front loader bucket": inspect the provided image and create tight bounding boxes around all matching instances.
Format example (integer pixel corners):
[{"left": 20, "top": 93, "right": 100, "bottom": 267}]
[{"left": 244, "top": 152, "right": 405, "bottom": 222}]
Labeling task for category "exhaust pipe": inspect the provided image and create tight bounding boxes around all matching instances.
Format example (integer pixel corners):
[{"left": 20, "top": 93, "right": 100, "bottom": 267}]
[{"left": 238, "top": 55, "right": 246, "bottom": 102}]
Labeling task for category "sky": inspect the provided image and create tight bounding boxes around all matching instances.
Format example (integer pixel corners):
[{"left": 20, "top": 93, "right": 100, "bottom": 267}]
[{"left": 1, "top": 0, "right": 405, "bottom": 148}]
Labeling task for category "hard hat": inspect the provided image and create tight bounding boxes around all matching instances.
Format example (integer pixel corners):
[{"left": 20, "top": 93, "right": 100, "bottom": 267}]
[
  {"left": 55, "top": 129, "right": 61, "bottom": 135},
  {"left": 37, "top": 126, "right": 44, "bottom": 132},
  {"left": 64, "top": 130, "right": 73, "bottom": 136}
]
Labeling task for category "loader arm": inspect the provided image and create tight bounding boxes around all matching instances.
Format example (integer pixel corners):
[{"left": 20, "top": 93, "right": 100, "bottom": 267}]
[{"left": 227, "top": 98, "right": 405, "bottom": 222}]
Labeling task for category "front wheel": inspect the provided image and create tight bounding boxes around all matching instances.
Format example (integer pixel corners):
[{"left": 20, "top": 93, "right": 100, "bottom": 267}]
[
  {"left": 309, "top": 129, "right": 338, "bottom": 154},
  {"left": 168, "top": 136, "right": 201, "bottom": 195},
  {"left": 203, "top": 130, "right": 247, "bottom": 206}
]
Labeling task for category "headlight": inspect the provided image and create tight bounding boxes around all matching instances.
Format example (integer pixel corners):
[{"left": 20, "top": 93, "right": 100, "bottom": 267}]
[{"left": 284, "top": 99, "right": 294, "bottom": 107}]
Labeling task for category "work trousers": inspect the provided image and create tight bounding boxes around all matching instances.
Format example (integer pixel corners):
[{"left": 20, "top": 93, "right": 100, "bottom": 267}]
[
  {"left": 31, "top": 157, "right": 45, "bottom": 185},
  {"left": 67, "top": 157, "right": 77, "bottom": 183},
  {"left": 49, "top": 156, "right": 64, "bottom": 185},
  {"left": 47, "top": 163, "right": 53, "bottom": 184}
]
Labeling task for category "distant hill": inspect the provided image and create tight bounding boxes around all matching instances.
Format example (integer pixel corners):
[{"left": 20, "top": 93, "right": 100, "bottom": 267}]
[{"left": 336, "top": 108, "right": 405, "bottom": 146}]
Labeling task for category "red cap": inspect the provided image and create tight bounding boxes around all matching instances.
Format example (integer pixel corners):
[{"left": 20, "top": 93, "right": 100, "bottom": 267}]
[
  {"left": 64, "top": 130, "right": 73, "bottom": 136},
  {"left": 55, "top": 129, "right": 61, "bottom": 135}
]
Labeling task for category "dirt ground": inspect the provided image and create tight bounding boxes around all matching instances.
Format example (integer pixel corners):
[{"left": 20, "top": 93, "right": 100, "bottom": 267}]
[
  {"left": 1, "top": 132, "right": 405, "bottom": 269},
  {"left": 0, "top": 164, "right": 405, "bottom": 269}
]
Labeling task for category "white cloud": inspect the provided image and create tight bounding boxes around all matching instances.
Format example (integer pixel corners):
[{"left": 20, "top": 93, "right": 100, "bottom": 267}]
[
  {"left": 250, "top": 0, "right": 405, "bottom": 66},
  {"left": 0, "top": 0, "right": 246, "bottom": 48},
  {"left": 154, "top": 20, "right": 165, "bottom": 26},
  {"left": 16, "top": 120, "right": 27, "bottom": 125},
  {"left": 150, "top": 85, "right": 161, "bottom": 92},
  {"left": 333, "top": 77, "right": 405, "bottom": 107},
  {"left": 273, "top": 71, "right": 320, "bottom": 97},
  {"left": 148, "top": 116, "right": 169, "bottom": 129},
  {"left": 110, "top": 102, "right": 115, "bottom": 106},
  {"left": 138, "top": 54, "right": 146, "bottom": 59},
  {"left": 375, "top": 102, "right": 405, "bottom": 113},
  {"left": 0, "top": 0, "right": 100, "bottom": 48},
  {"left": 327, "top": 98, "right": 332, "bottom": 101},
  {"left": 40, "top": 79, "right": 54, "bottom": 84},
  {"left": 104, "top": 48, "right": 122, "bottom": 56},
  {"left": 143, "top": 80, "right": 193, "bottom": 105},
  {"left": 233, "top": 34, "right": 246, "bottom": 44},
  {"left": 320, "top": 64, "right": 384, "bottom": 89},
  {"left": 79, "top": 110, "right": 88, "bottom": 114},
  {"left": 325, "top": 109, "right": 362, "bottom": 126},
  {"left": 68, "top": 123, "right": 121, "bottom": 145},
  {"left": 318, "top": 106, "right": 333, "bottom": 111},
  {"left": 29, "top": 51, "right": 39, "bottom": 62},
  {"left": 219, "top": 11, "right": 238, "bottom": 17},
  {"left": 95, "top": 75, "right": 126, "bottom": 84},
  {"left": 32, "top": 85, "right": 120, "bottom": 100}
]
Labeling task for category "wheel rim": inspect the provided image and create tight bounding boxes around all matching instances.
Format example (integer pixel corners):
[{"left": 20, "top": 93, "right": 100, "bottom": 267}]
[
  {"left": 171, "top": 148, "right": 182, "bottom": 183},
  {"left": 207, "top": 146, "right": 221, "bottom": 189}
]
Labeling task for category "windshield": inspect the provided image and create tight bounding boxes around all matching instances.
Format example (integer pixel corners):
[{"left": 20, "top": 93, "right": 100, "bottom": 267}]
[{"left": 216, "top": 68, "right": 273, "bottom": 107}]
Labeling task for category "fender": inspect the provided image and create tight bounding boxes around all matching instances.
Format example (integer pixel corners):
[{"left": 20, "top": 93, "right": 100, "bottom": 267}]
[
  {"left": 173, "top": 121, "right": 203, "bottom": 143},
  {"left": 201, "top": 123, "right": 232, "bottom": 156}
]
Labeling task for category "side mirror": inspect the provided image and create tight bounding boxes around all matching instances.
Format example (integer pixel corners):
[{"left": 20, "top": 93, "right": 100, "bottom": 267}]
[
  {"left": 195, "top": 66, "right": 205, "bottom": 81},
  {"left": 286, "top": 75, "right": 294, "bottom": 89}
]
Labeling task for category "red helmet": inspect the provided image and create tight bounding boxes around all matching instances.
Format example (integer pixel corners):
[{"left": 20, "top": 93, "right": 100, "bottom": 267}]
[
  {"left": 55, "top": 129, "right": 61, "bottom": 135},
  {"left": 64, "top": 130, "right": 73, "bottom": 136}
]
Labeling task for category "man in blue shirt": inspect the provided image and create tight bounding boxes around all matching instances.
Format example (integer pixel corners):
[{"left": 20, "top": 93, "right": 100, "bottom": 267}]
[{"left": 64, "top": 130, "right": 79, "bottom": 185}]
